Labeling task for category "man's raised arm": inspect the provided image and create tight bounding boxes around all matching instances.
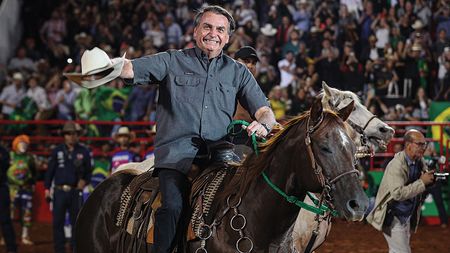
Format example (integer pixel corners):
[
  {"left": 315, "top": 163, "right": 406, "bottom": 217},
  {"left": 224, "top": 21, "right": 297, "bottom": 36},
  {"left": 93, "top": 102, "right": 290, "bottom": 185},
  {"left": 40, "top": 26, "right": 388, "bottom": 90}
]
[{"left": 116, "top": 58, "right": 134, "bottom": 79}]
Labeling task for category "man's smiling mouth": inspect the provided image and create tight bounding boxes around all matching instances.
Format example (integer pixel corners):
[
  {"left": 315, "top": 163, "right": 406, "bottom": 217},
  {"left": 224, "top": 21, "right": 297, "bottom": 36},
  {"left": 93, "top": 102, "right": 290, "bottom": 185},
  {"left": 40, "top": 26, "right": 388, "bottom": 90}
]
[{"left": 204, "top": 38, "right": 219, "bottom": 44}]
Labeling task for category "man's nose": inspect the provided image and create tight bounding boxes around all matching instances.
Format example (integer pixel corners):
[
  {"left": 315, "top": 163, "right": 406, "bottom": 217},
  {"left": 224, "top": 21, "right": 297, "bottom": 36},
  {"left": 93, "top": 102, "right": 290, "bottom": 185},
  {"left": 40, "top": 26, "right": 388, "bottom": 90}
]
[{"left": 208, "top": 28, "right": 218, "bottom": 37}]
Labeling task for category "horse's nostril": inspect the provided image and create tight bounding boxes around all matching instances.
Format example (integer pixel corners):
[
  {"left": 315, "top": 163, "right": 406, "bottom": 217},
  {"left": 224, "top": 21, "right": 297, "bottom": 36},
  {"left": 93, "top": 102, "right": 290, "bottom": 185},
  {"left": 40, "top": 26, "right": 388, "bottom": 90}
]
[
  {"left": 380, "top": 126, "right": 395, "bottom": 134},
  {"left": 347, "top": 199, "right": 359, "bottom": 211}
]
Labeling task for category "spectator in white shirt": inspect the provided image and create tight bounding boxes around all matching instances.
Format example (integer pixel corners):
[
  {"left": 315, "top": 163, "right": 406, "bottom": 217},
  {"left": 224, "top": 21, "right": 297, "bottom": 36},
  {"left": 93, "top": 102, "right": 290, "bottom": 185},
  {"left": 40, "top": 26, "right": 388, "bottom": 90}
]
[
  {"left": 26, "top": 76, "right": 51, "bottom": 120},
  {"left": 278, "top": 51, "right": 297, "bottom": 88},
  {"left": 0, "top": 73, "right": 26, "bottom": 119},
  {"left": 54, "top": 80, "right": 77, "bottom": 120}
]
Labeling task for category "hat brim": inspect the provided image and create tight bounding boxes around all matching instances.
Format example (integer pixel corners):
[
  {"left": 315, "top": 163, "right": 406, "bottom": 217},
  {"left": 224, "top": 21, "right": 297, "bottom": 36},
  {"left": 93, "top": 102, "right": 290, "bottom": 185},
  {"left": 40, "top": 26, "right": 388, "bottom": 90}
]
[
  {"left": 261, "top": 29, "right": 277, "bottom": 36},
  {"left": 64, "top": 55, "right": 125, "bottom": 89},
  {"left": 113, "top": 132, "right": 136, "bottom": 142}
]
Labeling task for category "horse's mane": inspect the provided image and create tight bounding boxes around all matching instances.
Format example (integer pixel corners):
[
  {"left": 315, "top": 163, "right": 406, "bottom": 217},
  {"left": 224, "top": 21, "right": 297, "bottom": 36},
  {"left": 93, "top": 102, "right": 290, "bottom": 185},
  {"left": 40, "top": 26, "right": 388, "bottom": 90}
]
[{"left": 221, "top": 110, "right": 341, "bottom": 200}]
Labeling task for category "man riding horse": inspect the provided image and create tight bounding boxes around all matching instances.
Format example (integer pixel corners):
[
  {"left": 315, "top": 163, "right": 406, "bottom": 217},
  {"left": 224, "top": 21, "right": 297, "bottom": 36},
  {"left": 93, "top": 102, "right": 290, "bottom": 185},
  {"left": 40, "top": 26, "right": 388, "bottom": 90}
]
[{"left": 66, "top": 5, "right": 276, "bottom": 253}]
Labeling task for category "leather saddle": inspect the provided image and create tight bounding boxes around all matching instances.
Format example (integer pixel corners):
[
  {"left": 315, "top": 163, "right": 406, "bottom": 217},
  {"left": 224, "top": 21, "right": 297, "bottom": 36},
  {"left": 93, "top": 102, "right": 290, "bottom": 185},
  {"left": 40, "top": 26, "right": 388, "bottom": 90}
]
[{"left": 116, "top": 141, "right": 241, "bottom": 244}]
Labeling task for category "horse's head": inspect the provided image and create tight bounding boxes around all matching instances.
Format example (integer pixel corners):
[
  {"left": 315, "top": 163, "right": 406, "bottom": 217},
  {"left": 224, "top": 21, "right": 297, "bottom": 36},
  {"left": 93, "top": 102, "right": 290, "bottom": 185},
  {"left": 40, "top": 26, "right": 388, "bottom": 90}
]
[
  {"left": 321, "top": 82, "right": 394, "bottom": 156},
  {"left": 303, "top": 98, "right": 369, "bottom": 221}
]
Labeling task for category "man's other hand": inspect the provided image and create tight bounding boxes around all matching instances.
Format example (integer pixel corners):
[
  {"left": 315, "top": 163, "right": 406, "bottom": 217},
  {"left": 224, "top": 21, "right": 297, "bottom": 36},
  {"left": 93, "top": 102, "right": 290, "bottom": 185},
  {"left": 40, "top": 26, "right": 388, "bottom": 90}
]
[{"left": 420, "top": 170, "right": 435, "bottom": 186}]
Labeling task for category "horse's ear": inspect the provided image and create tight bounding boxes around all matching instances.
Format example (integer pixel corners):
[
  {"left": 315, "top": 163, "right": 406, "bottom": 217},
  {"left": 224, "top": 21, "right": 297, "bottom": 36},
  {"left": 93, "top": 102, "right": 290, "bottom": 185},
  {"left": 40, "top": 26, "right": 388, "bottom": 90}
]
[
  {"left": 338, "top": 100, "right": 354, "bottom": 121},
  {"left": 310, "top": 97, "right": 324, "bottom": 126},
  {"left": 322, "top": 81, "right": 332, "bottom": 97},
  {"left": 321, "top": 81, "right": 335, "bottom": 108}
]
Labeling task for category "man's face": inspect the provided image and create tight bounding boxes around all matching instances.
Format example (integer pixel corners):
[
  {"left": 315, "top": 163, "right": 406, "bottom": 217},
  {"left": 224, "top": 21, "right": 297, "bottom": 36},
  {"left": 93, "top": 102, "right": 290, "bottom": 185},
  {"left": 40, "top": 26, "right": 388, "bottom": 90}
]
[
  {"left": 117, "top": 135, "right": 130, "bottom": 146},
  {"left": 237, "top": 58, "right": 257, "bottom": 75},
  {"left": 406, "top": 133, "right": 427, "bottom": 160},
  {"left": 193, "top": 11, "right": 230, "bottom": 58},
  {"left": 64, "top": 131, "right": 79, "bottom": 146}
]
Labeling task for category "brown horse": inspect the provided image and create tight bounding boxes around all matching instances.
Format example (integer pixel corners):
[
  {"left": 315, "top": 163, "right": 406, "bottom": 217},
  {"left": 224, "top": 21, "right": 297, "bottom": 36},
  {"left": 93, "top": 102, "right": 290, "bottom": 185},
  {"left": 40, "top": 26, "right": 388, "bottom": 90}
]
[{"left": 75, "top": 99, "right": 369, "bottom": 253}]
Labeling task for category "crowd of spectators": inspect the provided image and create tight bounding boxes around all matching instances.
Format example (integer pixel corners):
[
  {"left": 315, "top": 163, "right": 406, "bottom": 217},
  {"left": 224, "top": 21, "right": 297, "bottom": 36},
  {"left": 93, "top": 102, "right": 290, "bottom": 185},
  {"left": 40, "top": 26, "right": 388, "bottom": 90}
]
[{"left": 0, "top": 0, "right": 449, "bottom": 139}]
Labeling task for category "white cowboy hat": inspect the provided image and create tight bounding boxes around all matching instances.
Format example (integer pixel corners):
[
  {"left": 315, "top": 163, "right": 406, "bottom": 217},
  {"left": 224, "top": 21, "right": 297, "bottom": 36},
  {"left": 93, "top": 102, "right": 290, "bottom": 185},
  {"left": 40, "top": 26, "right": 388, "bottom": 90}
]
[
  {"left": 63, "top": 47, "right": 125, "bottom": 89},
  {"left": 260, "top": 23, "right": 277, "bottom": 36},
  {"left": 13, "top": 72, "right": 24, "bottom": 80},
  {"left": 113, "top": 126, "right": 135, "bottom": 141},
  {"left": 411, "top": 19, "right": 424, "bottom": 29}
]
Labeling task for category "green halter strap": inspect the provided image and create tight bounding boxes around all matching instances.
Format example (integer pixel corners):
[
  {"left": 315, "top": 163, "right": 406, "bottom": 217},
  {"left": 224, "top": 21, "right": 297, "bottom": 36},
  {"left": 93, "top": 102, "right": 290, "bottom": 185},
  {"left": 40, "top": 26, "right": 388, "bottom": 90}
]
[{"left": 227, "top": 120, "right": 337, "bottom": 216}]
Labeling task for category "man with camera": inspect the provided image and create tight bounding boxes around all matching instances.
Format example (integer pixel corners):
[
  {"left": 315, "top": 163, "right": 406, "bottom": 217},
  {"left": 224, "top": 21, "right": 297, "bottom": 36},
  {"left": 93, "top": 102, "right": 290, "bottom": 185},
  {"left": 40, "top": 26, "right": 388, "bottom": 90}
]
[{"left": 367, "top": 129, "right": 435, "bottom": 253}]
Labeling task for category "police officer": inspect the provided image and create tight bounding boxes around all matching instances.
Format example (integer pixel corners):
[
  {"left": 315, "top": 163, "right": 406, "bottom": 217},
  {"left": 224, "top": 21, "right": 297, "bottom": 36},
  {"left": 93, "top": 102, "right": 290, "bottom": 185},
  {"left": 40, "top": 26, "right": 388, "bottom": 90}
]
[
  {"left": 0, "top": 144, "right": 17, "bottom": 253},
  {"left": 45, "top": 121, "right": 92, "bottom": 253}
]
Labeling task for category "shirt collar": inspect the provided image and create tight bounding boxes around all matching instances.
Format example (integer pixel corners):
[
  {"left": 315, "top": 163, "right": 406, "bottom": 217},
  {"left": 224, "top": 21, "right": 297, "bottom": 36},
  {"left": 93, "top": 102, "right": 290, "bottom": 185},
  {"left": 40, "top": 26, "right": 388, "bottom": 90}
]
[
  {"left": 405, "top": 154, "right": 416, "bottom": 167},
  {"left": 194, "top": 46, "right": 224, "bottom": 61}
]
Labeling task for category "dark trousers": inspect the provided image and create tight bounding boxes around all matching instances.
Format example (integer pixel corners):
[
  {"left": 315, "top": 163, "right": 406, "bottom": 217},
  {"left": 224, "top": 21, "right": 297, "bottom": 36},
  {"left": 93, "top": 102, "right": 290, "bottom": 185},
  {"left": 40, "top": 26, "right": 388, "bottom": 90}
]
[
  {"left": 0, "top": 184, "right": 17, "bottom": 252},
  {"left": 153, "top": 169, "right": 189, "bottom": 253},
  {"left": 52, "top": 188, "right": 82, "bottom": 253},
  {"left": 427, "top": 182, "right": 448, "bottom": 225}
]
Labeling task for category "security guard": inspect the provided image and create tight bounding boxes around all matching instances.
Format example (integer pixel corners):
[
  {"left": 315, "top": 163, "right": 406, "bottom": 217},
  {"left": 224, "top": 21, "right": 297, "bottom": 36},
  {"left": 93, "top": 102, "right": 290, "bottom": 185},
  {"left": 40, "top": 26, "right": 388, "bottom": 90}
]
[{"left": 44, "top": 121, "right": 92, "bottom": 253}]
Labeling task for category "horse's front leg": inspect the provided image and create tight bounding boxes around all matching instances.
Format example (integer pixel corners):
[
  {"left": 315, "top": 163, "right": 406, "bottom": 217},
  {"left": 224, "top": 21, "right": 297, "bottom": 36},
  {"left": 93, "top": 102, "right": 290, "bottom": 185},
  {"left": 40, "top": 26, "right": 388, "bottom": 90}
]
[{"left": 292, "top": 196, "right": 332, "bottom": 253}]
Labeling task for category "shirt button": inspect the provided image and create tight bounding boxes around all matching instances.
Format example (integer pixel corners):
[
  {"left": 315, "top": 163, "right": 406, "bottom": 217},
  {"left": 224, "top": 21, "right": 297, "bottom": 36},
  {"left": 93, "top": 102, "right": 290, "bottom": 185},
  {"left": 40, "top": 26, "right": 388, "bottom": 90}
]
[{"left": 204, "top": 105, "right": 208, "bottom": 109}]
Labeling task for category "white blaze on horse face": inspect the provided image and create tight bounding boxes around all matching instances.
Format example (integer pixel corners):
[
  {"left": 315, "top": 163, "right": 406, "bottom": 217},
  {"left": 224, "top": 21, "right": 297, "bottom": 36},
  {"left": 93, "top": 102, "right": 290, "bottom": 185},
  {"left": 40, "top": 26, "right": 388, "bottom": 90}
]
[{"left": 338, "top": 128, "right": 351, "bottom": 148}]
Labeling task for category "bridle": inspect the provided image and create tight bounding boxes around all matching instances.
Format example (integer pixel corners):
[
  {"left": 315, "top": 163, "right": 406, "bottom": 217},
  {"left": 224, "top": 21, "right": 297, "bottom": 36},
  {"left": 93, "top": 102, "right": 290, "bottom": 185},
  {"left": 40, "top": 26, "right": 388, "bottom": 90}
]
[
  {"left": 305, "top": 113, "right": 360, "bottom": 195},
  {"left": 302, "top": 112, "right": 360, "bottom": 253}
]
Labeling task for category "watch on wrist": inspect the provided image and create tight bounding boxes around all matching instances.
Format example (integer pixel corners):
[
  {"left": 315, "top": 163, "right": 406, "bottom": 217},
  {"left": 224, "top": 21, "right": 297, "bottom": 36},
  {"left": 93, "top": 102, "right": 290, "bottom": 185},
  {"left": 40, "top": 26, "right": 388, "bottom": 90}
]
[{"left": 261, "top": 123, "right": 272, "bottom": 133}]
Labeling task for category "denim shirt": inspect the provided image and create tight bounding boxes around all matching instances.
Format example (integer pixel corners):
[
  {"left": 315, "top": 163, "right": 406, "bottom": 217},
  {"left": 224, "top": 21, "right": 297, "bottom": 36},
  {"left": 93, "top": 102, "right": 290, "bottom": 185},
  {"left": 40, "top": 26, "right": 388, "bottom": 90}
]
[
  {"left": 390, "top": 155, "right": 421, "bottom": 223},
  {"left": 129, "top": 47, "right": 269, "bottom": 174}
]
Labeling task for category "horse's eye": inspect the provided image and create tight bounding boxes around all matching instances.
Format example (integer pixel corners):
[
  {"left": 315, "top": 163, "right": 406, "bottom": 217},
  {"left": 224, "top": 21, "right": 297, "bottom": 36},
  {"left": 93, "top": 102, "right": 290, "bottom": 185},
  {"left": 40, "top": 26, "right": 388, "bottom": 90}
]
[{"left": 321, "top": 146, "right": 332, "bottom": 153}]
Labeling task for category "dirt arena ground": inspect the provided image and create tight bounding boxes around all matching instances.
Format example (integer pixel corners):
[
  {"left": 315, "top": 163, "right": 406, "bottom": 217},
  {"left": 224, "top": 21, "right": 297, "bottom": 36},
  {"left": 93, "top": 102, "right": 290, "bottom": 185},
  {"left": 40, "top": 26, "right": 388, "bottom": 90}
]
[{"left": 1, "top": 219, "right": 449, "bottom": 253}]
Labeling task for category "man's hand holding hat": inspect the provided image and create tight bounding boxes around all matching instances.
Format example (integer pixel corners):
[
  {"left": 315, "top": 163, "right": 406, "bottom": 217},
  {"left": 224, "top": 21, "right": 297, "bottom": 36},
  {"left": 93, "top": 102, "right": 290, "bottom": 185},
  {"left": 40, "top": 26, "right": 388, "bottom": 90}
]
[{"left": 64, "top": 47, "right": 126, "bottom": 89}]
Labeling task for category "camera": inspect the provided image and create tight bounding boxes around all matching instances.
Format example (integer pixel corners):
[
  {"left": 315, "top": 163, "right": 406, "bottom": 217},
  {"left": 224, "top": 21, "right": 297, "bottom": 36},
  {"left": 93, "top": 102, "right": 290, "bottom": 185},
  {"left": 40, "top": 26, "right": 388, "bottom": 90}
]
[{"left": 426, "top": 156, "right": 449, "bottom": 181}]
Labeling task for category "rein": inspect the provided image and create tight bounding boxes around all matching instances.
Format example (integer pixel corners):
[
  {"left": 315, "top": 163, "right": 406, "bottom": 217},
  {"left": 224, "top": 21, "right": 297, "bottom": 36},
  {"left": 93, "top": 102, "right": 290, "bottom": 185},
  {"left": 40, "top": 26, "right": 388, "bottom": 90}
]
[{"left": 227, "top": 119, "right": 342, "bottom": 216}]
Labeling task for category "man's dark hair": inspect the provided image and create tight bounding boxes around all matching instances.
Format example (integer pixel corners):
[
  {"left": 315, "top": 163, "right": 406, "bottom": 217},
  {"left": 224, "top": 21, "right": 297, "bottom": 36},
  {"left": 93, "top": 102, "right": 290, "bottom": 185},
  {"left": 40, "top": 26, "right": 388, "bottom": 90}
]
[{"left": 193, "top": 5, "right": 236, "bottom": 35}]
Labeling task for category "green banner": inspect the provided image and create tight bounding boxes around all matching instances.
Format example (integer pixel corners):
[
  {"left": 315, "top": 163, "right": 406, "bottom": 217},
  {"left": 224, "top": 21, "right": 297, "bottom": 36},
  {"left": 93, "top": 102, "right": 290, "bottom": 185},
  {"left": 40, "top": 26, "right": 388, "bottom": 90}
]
[{"left": 429, "top": 102, "right": 450, "bottom": 148}]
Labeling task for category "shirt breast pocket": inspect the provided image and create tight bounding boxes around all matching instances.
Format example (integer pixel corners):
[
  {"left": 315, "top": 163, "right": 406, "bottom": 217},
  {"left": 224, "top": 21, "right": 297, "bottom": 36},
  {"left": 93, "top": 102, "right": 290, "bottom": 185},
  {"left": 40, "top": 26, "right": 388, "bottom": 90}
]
[
  {"left": 216, "top": 81, "right": 237, "bottom": 112},
  {"left": 174, "top": 76, "right": 203, "bottom": 103}
]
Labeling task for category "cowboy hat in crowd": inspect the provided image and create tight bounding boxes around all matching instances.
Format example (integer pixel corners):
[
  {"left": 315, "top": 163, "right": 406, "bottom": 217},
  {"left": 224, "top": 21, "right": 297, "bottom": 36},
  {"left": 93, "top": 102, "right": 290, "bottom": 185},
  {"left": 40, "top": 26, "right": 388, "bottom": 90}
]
[
  {"left": 113, "top": 126, "right": 136, "bottom": 142},
  {"left": 62, "top": 121, "right": 84, "bottom": 134},
  {"left": 260, "top": 23, "right": 277, "bottom": 36}
]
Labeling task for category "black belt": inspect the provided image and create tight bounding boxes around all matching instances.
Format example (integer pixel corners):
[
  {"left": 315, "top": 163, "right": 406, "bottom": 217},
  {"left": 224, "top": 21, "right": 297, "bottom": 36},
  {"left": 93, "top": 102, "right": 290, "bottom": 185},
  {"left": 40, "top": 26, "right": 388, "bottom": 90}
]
[{"left": 55, "top": 184, "right": 76, "bottom": 192}]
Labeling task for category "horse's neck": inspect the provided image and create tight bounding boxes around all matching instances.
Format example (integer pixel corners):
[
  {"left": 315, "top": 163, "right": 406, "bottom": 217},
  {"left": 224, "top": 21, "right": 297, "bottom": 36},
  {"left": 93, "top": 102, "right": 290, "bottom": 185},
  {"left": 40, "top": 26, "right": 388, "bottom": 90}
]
[{"left": 236, "top": 145, "right": 311, "bottom": 243}]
